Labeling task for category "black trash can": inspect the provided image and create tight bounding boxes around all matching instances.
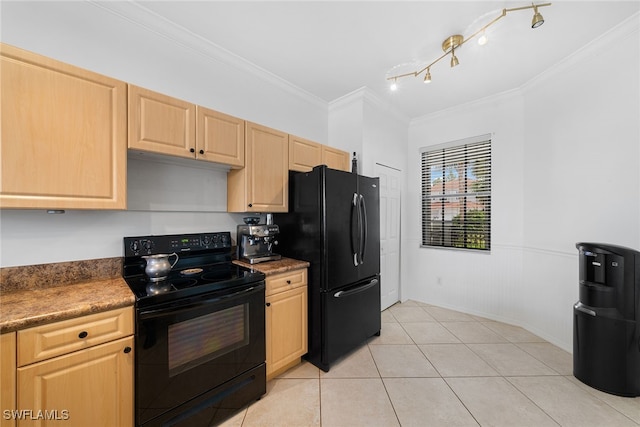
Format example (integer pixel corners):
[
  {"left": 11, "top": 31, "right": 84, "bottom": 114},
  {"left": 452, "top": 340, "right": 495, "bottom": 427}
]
[{"left": 574, "top": 242, "right": 640, "bottom": 396}]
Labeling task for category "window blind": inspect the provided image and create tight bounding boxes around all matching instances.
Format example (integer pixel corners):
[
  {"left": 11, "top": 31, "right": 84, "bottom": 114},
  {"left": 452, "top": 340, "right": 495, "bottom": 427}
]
[{"left": 421, "top": 138, "right": 491, "bottom": 250}]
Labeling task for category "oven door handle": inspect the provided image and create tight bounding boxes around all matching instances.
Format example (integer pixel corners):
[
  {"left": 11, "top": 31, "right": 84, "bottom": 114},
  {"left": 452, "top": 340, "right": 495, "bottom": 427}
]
[{"left": 139, "top": 285, "right": 262, "bottom": 320}]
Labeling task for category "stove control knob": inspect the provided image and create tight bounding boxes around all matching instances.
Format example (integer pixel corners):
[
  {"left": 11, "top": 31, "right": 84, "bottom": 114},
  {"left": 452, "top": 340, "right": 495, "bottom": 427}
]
[
  {"left": 202, "top": 235, "right": 211, "bottom": 246},
  {"left": 130, "top": 240, "right": 140, "bottom": 252},
  {"left": 141, "top": 240, "right": 152, "bottom": 251}
]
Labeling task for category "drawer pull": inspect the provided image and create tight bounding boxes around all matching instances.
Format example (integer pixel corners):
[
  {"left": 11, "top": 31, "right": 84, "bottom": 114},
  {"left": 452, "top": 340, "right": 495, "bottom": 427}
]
[
  {"left": 124, "top": 346, "right": 132, "bottom": 354},
  {"left": 266, "top": 302, "right": 271, "bottom": 307},
  {"left": 78, "top": 331, "right": 88, "bottom": 339},
  {"left": 286, "top": 280, "right": 291, "bottom": 284}
]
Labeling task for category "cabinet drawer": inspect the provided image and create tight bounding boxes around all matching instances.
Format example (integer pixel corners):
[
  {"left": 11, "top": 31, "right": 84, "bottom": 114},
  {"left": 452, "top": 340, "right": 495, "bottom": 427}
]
[
  {"left": 17, "top": 307, "right": 133, "bottom": 367},
  {"left": 266, "top": 269, "right": 307, "bottom": 296}
]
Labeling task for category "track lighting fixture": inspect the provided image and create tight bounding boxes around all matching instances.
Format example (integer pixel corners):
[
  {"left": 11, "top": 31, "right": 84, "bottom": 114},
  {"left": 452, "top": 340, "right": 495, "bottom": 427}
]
[
  {"left": 386, "top": 2, "right": 551, "bottom": 90},
  {"left": 450, "top": 47, "right": 459, "bottom": 68},
  {"left": 423, "top": 68, "right": 432, "bottom": 84},
  {"left": 531, "top": 5, "right": 545, "bottom": 28}
]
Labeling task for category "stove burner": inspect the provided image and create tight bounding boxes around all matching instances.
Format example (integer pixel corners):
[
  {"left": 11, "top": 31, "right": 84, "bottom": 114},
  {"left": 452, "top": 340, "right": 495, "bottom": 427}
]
[
  {"left": 145, "top": 278, "right": 199, "bottom": 295},
  {"left": 180, "top": 268, "right": 203, "bottom": 276},
  {"left": 171, "top": 278, "right": 199, "bottom": 288},
  {"left": 146, "top": 281, "right": 174, "bottom": 295}
]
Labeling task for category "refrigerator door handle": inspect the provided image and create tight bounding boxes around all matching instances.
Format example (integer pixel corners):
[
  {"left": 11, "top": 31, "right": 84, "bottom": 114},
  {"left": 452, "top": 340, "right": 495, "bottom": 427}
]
[
  {"left": 351, "top": 193, "right": 359, "bottom": 266},
  {"left": 334, "top": 278, "right": 379, "bottom": 298},
  {"left": 359, "top": 194, "right": 367, "bottom": 264},
  {"left": 574, "top": 302, "right": 596, "bottom": 316}
]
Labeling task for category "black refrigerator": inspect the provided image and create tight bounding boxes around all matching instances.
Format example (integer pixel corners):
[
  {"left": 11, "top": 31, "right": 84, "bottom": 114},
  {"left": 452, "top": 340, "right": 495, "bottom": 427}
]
[{"left": 275, "top": 165, "right": 381, "bottom": 372}]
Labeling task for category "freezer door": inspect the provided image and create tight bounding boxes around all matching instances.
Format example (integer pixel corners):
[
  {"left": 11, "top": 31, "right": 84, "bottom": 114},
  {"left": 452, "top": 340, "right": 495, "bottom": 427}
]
[
  {"left": 324, "top": 168, "right": 360, "bottom": 290},
  {"left": 321, "top": 276, "right": 381, "bottom": 371}
]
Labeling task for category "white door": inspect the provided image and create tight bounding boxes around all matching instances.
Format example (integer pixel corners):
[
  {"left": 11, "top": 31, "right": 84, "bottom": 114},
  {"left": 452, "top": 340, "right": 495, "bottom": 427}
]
[{"left": 375, "top": 163, "right": 401, "bottom": 310}]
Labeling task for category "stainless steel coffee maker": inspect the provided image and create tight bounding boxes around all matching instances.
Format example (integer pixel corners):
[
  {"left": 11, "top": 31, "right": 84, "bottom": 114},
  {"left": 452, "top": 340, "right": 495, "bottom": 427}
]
[{"left": 237, "top": 216, "right": 281, "bottom": 264}]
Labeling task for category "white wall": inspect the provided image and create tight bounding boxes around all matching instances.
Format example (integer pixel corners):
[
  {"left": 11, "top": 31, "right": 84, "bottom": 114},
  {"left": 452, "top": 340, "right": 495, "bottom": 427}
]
[
  {"left": 405, "top": 15, "right": 640, "bottom": 351},
  {"left": 520, "top": 15, "right": 640, "bottom": 349},
  {"left": 328, "top": 89, "right": 365, "bottom": 165},
  {"left": 329, "top": 88, "right": 409, "bottom": 176},
  {"left": 0, "top": 2, "right": 330, "bottom": 267},
  {"left": 406, "top": 91, "right": 527, "bottom": 325}
]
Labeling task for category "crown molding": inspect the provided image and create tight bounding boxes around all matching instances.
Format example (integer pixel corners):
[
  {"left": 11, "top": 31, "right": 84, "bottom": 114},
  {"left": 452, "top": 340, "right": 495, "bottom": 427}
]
[
  {"left": 411, "top": 87, "right": 523, "bottom": 126},
  {"left": 523, "top": 11, "right": 640, "bottom": 91},
  {"left": 87, "top": 0, "right": 327, "bottom": 110},
  {"left": 329, "top": 86, "right": 410, "bottom": 125}
]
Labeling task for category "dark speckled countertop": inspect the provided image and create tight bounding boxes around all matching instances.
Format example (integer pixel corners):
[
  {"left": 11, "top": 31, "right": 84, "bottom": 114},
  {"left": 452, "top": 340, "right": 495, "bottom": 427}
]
[
  {"left": 232, "top": 257, "right": 309, "bottom": 275},
  {"left": 0, "top": 256, "right": 309, "bottom": 333},
  {"left": 0, "top": 257, "right": 135, "bottom": 333}
]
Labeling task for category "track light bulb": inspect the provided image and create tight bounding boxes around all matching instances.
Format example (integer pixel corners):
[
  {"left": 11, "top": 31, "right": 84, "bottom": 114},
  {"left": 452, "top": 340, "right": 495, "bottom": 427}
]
[
  {"left": 390, "top": 79, "right": 398, "bottom": 91},
  {"left": 531, "top": 6, "right": 544, "bottom": 28},
  {"left": 423, "top": 69, "right": 432, "bottom": 84},
  {"left": 478, "top": 31, "right": 488, "bottom": 46}
]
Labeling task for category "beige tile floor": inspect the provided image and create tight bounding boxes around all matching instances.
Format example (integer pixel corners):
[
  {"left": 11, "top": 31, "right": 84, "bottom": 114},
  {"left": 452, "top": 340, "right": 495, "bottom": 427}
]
[{"left": 220, "top": 300, "right": 640, "bottom": 426}]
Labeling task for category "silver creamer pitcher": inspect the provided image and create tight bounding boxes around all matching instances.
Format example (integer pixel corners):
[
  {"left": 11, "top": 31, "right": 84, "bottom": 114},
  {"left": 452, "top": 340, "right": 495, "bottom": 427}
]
[{"left": 142, "top": 253, "right": 179, "bottom": 281}]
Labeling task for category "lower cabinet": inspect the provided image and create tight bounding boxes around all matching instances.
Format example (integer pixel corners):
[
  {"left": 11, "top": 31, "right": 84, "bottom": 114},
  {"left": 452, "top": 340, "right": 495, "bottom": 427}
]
[
  {"left": 17, "top": 337, "right": 133, "bottom": 427},
  {"left": 265, "top": 269, "right": 308, "bottom": 380},
  {"left": 9, "top": 307, "right": 134, "bottom": 427},
  {"left": 1, "top": 333, "right": 16, "bottom": 427}
]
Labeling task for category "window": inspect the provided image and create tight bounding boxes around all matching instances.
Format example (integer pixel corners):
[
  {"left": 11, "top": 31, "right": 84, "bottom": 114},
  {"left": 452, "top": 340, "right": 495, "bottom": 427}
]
[{"left": 421, "top": 135, "right": 491, "bottom": 251}]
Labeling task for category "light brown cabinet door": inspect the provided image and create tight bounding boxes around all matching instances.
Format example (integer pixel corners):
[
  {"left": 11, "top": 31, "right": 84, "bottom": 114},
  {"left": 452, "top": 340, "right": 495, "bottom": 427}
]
[
  {"left": 288, "top": 135, "right": 321, "bottom": 172},
  {"left": 321, "top": 146, "right": 351, "bottom": 172},
  {"left": 0, "top": 43, "right": 127, "bottom": 210},
  {"left": 128, "top": 84, "right": 196, "bottom": 159},
  {"left": 265, "top": 286, "right": 308, "bottom": 379},
  {"left": 17, "top": 336, "right": 134, "bottom": 427},
  {"left": 227, "top": 122, "right": 288, "bottom": 212},
  {"left": 196, "top": 106, "right": 244, "bottom": 168},
  {"left": 1, "top": 333, "right": 16, "bottom": 427}
]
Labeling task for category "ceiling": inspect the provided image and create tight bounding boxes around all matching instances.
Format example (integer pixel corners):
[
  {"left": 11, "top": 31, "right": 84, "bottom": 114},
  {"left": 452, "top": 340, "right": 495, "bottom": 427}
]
[
  {"left": 133, "top": 1, "right": 638, "bottom": 119},
  {"left": 7, "top": 1, "right": 640, "bottom": 120}
]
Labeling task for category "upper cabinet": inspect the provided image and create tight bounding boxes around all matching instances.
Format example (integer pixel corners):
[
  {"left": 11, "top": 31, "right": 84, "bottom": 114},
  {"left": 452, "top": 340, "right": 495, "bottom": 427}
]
[
  {"left": 128, "top": 85, "right": 196, "bottom": 159},
  {"left": 0, "top": 43, "right": 127, "bottom": 210},
  {"left": 228, "top": 122, "right": 288, "bottom": 212},
  {"left": 128, "top": 85, "right": 245, "bottom": 168},
  {"left": 322, "top": 146, "right": 351, "bottom": 172},
  {"left": 289, "top": 135, "right": 322, "bottom": 172},
  {"left": 197, "top": 106, "right": 244, "bottom": 168},
  {"left": 289, "top": 134, "right": 350, "bottom": 173}
]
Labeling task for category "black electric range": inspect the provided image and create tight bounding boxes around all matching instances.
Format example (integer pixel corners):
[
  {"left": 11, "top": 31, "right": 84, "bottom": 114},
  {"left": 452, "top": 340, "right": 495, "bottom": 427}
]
[
  {"left": 122, "top": 231, "right": 267, "bottom": 427},
  {"left": 123, "top": 231, "right": 265, "bottom": 308}
]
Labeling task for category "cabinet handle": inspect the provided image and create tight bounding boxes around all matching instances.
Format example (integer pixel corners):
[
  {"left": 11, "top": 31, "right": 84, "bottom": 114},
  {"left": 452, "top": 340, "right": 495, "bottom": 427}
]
[
  {"left": 124, "top": 346, "right": 132, "bottom": 354},
  {"left": 199, "top": 149, "right": 204, "bottom": 155},
  {"left": 266, "top": 302, "right": 271, "bottom": 307},
  {"left": 286, "top": 280, "right": 291, "bottom": 284},
  {"left": 248, "top": 203, "right": 253, "bottom": 208},
  {"left": 78, "top": 331, "right": 88, "bottom": 339},
  {"left": 190, "top": 148, "right": 195, "bottom": 153}
]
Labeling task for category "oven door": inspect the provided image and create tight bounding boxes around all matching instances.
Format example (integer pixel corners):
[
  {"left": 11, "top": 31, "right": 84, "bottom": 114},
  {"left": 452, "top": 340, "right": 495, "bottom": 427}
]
[{"left": 136, "top": 281, "right": 265, "bottom": 426}]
